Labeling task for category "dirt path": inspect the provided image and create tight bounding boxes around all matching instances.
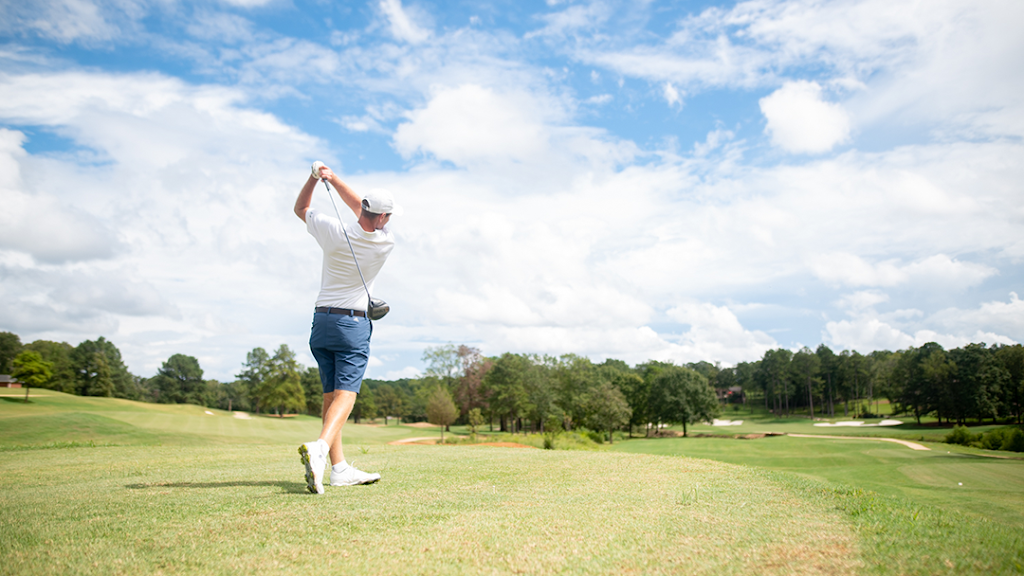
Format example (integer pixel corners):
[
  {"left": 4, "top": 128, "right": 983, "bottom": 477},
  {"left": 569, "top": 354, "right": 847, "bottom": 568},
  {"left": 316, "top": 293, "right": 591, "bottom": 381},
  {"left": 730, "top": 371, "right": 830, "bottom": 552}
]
[
  {"left": 788, "top": 433, "right": 930, "bottom": 451},
  {"left": 388, "top": 436, "right": 442, "bottom": 445}
]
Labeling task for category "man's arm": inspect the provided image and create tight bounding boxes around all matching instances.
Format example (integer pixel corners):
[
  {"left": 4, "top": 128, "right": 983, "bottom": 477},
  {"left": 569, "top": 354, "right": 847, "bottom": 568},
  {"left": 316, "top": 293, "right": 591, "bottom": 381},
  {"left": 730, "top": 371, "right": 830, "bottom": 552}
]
[
  {"left": 294, "top": 174, "right": 318, "bottom": 221},
  {"left": 317, "top": 165, "right": 363, "bottom": 217}
]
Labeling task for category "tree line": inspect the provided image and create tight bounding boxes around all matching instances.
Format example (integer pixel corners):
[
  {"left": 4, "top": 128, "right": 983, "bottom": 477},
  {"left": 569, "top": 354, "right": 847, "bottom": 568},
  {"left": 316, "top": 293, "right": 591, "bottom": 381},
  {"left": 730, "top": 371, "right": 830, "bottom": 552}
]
[
  {"left": 353, "top": 345, "right": 720, "bottom": 441},
  {"left": 0, "top": 331, "right": 319, "bottom": 416},
  {"left": 712, "top": 342, "right": 1023, "bottom": 426},
  {"left": 3, "top": 330, "right": 1021, "bottom": 432}
]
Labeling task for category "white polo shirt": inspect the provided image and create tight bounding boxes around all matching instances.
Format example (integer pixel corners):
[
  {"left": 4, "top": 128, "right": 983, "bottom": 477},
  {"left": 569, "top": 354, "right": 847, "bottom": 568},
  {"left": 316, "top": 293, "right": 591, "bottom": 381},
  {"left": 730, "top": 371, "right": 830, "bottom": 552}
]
[{"left": 306, "top": 209, "right": 395, "bottom": 311}]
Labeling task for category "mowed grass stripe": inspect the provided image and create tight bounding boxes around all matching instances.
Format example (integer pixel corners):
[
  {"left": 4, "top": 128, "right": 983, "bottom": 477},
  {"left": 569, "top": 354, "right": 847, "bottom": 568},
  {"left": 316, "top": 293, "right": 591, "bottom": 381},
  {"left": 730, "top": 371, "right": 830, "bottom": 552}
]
[{"left": 2, "top": 445, "right": 861, "bottom": 576}]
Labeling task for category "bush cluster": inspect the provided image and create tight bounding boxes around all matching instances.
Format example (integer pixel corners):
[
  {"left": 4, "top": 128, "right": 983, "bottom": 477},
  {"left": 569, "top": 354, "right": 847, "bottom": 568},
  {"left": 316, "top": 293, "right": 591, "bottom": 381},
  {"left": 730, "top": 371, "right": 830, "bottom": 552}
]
[{"left": 945, "top": 425, "right": 1024, "bottom": 452}]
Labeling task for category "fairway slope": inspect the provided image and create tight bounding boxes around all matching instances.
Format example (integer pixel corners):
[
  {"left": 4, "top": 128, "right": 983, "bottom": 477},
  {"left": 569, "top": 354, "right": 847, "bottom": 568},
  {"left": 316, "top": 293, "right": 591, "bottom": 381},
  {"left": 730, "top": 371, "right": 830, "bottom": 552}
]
[
  {"left": 3, "top": 444, "right": 1022, "bottom": 575},
  {"left": 0, "top": 391, "right": 430, "bottom": 449}
]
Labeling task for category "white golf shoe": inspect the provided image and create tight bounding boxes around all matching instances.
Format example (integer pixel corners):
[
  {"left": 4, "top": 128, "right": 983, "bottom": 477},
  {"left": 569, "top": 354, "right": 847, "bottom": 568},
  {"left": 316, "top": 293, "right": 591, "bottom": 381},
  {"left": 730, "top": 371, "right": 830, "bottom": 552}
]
[
  {"left": 330, "top": 463, "right": 381, "bottom": 486},
  {"left": 298, "top": 441, "right": 327, "bottom": 494}
]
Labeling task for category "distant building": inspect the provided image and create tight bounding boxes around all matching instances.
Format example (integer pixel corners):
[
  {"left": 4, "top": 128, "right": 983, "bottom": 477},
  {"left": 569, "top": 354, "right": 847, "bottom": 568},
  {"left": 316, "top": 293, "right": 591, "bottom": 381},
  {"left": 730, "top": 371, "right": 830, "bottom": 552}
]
[
  {"left": 0, "top": 374, "right": 23, "bottom": 388},
  {"left": 716, "top": 385, "right": 745, "bottom": 404}
]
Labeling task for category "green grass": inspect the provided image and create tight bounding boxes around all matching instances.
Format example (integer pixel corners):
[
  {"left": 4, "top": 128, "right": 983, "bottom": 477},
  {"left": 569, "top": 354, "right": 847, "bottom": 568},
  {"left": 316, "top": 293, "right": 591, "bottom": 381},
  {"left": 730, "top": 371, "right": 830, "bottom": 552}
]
[
  {"left": 610, "top": 435, "right": 1024, "bottom": 530},
  {"left": 0, "top": 391, "right": 432, "bottom": 449},
  {"left": 2, "top": 393, "right": 1023, "bottom": 575},
  {"left": 4, "top": 444, "right": 1022, "bottom": 575}
]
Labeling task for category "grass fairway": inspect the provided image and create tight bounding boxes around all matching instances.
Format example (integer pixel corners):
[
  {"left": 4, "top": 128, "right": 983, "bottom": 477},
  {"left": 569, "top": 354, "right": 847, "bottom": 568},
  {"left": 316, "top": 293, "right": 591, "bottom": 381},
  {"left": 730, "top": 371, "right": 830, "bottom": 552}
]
[
  {"left": 2, "top": 394, "right": 1023, "bottom": 575},
  {"left": 0, "top": 392, "right": 431, "bottom": 449},
  {"left": 611, "top": 435, "right": 1024, "bottom": 530}
]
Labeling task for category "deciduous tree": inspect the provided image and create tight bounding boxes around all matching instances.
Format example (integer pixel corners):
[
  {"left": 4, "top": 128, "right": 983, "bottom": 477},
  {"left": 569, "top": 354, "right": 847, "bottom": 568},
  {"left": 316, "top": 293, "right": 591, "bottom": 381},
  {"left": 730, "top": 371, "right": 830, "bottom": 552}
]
[
  {"left": 482, "top": 353, "right": 532, "bottom": 433},
  {"left": 426, "top": 386, "right": 458, "bottom": 442},
  {"left": 352, "top": 384, "right": 378, "bottom": 423},
  {"left": 581, "top": 380, "right": 632, "bottom": 444},
  {"left": 649, "top": 365, "right": 719, "bottom": 436},
  {"left": 0, "top": 331, "right": 23, "bottom": 374},
  {"left": 375, "top": 384, "right": 405, "bottom": 424},
  {"left": 300, "top": 366, "right": 323, "bottom": 416},
  {"left": 24, "top": 340, "right": 75, "bottom": 393},
  {"left": 423, "top": 344, "right": 461, "bottom": 391},
  {"left": 256, "top": 345, "right": 305, "bottom": 416},
  {"left": 12, "top": 350, "right": 52, "bottom": 401}
]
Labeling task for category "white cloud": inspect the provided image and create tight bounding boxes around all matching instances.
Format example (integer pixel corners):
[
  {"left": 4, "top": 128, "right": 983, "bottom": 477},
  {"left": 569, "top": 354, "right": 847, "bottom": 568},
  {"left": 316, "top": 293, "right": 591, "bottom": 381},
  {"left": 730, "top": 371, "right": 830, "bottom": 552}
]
[
  {"left": 824, "top": 317, "right": 915, "bottom": 350},
  {"left": 928, "top": 293, "right": 1024, "bottom": 338},
  {"left": 2, "top": 1, "right": 1022, "bottom": 381},
  {"left": 379, "top": 0, "right": 431, "bottom": 44},
  {"left": 381, "top": 366, "right": 422, "bottom": 380},
  {"left": 0, "top": 187, "right": 121, "bottom": 263},
  {"left": 760, "top": 81, "right": 850, "bottom": 153},
  {"left": 186, "top": 11, "right": 255, "bottom": 44},
  {"left": 665, "top": 302, "right": 777, "bottom": 365},
  {"left": 663, "top": 82, "right": 682, "bottom": 107},
  {"left": 824, "top": 316, "right": 1016, "bottom": 352},
  {"left": 0, "top": 0, "right": 120, "bottom": 44},
  {"left": 393, "top": 84, "right": 549, "bottom": 165},
  {"left": 235, "top": 38, "right": 343, "bottom": 85},
  {"left": 392, "top": 84, "right": 635, "bottom": 170},
  {"left": 807, "top": 253, "right": 996, "bottom": 289},
  {"left": 836, "top": 290, "right": 889, "bottom": 312},
  {"left": 528, "top": 2, "right": 611, "bottom": 39},
  {"left": 0, "top": 68, "right": 327, "bottom": 379},
  {"left": 825, "top": 292, "right": 1021, "bottom": 352},
  {"left": 571, "top": 1, "right": 1024, "bottom": 142},
  {"left": 221, "top": 0, "right": 276, "bottom": 7}
]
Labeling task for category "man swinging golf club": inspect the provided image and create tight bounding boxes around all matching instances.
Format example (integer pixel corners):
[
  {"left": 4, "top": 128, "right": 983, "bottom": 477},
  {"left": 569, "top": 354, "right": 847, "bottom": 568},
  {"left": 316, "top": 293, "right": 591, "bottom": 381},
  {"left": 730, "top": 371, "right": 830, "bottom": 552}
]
[{"left": 294, "top": 161, "right": 397, "bottom": 494}]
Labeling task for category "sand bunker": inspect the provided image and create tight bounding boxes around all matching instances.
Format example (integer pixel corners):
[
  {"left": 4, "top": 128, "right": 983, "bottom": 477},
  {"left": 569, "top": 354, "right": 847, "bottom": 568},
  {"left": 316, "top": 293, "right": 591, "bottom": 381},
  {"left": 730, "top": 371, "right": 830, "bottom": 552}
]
[
  {"left": 814, "top": 419, "right": 903, "bottom": 427},
  {"left": 232, "top": 411, "right": 252, "bottom": 420},
  {"left": 713, "top": 419, "right": 744, "bottom": 426}
]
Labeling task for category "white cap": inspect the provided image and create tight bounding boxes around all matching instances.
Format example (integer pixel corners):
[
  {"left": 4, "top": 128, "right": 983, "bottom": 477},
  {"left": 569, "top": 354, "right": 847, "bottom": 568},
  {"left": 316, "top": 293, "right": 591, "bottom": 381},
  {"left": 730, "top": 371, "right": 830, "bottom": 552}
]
[{"left": 361, "top": 188, "right": 402, "bottom": 216}]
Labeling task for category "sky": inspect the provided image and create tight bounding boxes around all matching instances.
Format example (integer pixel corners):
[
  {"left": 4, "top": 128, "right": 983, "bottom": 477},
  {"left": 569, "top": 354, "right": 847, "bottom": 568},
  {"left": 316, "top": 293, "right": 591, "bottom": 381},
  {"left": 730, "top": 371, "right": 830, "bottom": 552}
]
[{"left": 1, "top": 0, "right": 1022, "bottom": 382}]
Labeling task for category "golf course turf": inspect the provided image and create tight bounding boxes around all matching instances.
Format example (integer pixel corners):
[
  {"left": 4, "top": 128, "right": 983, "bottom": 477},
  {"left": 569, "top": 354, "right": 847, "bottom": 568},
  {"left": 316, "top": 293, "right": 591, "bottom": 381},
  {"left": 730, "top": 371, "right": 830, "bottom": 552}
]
[{"left": 2, "top": 392, "right": 1022, "bottom": 575}]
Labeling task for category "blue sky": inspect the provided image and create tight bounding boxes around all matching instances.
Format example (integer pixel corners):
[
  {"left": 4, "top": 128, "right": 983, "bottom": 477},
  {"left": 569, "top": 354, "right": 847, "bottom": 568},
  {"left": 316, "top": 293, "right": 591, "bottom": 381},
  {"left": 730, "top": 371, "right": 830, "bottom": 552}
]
[{"left": 1, "top": 0, "right": 1022, "bottom": 382}]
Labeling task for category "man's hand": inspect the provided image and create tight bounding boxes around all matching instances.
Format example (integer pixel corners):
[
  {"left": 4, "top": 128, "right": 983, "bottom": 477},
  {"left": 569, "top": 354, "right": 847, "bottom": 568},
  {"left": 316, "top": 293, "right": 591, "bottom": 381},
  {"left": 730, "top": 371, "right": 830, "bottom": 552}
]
[{"left": 312, "top": 161, "right": 335, "bottom": 182}]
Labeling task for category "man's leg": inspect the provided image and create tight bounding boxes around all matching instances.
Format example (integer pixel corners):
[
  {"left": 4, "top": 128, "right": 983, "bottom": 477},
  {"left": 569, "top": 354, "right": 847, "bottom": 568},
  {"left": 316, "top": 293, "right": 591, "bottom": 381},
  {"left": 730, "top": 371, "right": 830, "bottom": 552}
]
[{"left": 320, "top": 389, "right": 356, "bottom": 465}]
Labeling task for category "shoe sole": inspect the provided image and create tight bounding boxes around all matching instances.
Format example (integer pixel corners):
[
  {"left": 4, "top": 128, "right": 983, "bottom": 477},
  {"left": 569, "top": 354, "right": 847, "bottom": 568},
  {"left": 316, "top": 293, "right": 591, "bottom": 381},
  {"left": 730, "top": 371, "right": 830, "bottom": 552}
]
[
  {"left": 298, "top": 444, "right": 323, "bottom": 494},
  {"left": 330, "top": 474, "right": 381, "bottom": 487}
]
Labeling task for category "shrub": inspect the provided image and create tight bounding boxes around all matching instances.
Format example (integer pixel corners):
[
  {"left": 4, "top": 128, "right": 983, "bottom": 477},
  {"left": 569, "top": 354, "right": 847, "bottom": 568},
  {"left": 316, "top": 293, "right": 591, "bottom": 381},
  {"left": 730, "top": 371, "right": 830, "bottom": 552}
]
[
  {"left": 945, "top": 425, "right": 979, "bottom": 446},
  {"left": 1001, "top": 428, "right": 1024, "bottom": 452},
  {"left": 552, "top": 431, "right": 602, "bottom": 450},
  {"left": 981, "top": 429, "right": 1007, "bottom": 451}
]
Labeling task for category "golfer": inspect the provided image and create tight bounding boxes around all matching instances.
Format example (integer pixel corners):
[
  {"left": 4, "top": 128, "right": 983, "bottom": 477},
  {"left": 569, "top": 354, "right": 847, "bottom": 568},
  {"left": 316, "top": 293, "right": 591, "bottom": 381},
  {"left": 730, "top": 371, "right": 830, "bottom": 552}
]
[{"left": 294, "top": 161, "right": 397, "bottom": 494}]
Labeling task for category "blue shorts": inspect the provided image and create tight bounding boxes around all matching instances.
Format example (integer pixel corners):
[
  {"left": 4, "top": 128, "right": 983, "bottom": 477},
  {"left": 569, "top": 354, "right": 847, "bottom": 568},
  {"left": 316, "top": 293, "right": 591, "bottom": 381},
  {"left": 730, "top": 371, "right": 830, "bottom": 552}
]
[{"left": 309, "top": 312, "right": 372, "bottom": 394}]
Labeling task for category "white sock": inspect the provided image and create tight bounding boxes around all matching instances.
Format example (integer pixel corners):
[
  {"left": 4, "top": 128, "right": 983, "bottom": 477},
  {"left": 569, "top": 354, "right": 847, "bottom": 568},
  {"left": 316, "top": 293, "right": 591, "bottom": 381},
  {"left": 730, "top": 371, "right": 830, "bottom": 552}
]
[
  {"left": 316, "top": 439, "right": 329, "bottom": 455},
  {"left": 332, "top": 460, "right": 349, "bottom": 473}
]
